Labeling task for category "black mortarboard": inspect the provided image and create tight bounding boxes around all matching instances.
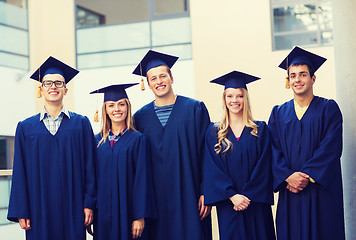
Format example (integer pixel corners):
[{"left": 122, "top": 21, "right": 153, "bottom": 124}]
[
  {"left": 132, "top": 50, "right": 179, "bottom": 77},
  {"left": 278, "top": 46, "right": 327, "bottom": 73},
  {"left": 30, "top": 56, "right": 79, "bottom": 83},
  {"left": 90, "top": 83, "right": 138, "bottom": 102},
  {"left": 210, "top": 71, "right": 260, "bottom": 90}
]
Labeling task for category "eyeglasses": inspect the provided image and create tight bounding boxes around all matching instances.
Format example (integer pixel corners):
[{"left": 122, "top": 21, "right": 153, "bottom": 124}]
[{"left": 42, "top": 80, "right": 65, "bottom": 88}]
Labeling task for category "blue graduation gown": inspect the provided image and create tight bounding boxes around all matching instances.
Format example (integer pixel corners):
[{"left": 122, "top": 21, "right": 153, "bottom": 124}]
[
  {"left": 268, "top": 96, "right": 345, "bottom": 240},
  {"left": 133, "top": 95, "right": 212, "bottom": 240},
  {"left": 7, "top": 112, "right": 96, "bottom": 240},
  {"left": 93, "top": 130, "right": 156, "bottom": 240},
  {"left": 204, "top": 121, "right": 275, "bottom": 240}
]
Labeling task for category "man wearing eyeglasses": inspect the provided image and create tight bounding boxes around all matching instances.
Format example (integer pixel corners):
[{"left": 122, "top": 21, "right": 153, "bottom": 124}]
[{"left": 7, "top": 56, "right": 96, "bottom": 240}]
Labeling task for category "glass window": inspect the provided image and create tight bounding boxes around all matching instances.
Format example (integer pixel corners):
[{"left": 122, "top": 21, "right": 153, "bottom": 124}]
[
  {"left": 151, "top": 17, "right": 191, "bottom": 46},
  {"left": 76, "top": 0, "right": 149, "bottom": 27},
  {"left": 0, "top": 137, "right": 15, "bottom": 225},
  {"left": 0, "top": 52, "right": 28, "bottom": 70},
  {"left": 274, "top": 32, "right": 318, "bottom": 50},
  {"left": 0, "top": 0, "right": 28, "bottom": 70},
  {"left": 0, "top": 139, "right": 6, "bottom": 170},
  {"left": 77, "top": 6, "right": 105, "bottom": 28},
  {"left": 0, "top": 175, "right": 12, "bottom": 225},
  {"left": 0, "top": 137, "right": 14, "bottom": 170},
  {"left": 77, "top": 22, "right": 150, "bottom": 54},
  {"left": 153, "top": 44, "right": 192, "bottom": 60},
  {"left": 155, "top": 0, "right": 187, "bottom": 15},
  {"left": 76, "top": 0, "right": 191, "bottom": 69},
  {"left": 0, "top": 25, "right": 28, "bottom": 55},
  {"left": 271, "top": 0, "right": 333, "bottom": 50},
  {"left": 78, "top": 48, "right": 150, "bottom": 69},
  {"left": 0, "top": 0, "right": 27, "bottom": 29}
]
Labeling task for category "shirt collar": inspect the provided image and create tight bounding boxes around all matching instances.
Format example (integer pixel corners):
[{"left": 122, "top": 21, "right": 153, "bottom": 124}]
[
  {"left": 40, "top": 106, "right": 70, "bottom": 121},
  {"left": 109, "top": 128, "right": 128, "bottom": 137}
]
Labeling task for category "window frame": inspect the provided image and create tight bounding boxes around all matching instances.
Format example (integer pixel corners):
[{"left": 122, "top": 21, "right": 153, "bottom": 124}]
[{"left": 270, "top": 0, "right": 333, "bottom": 51}]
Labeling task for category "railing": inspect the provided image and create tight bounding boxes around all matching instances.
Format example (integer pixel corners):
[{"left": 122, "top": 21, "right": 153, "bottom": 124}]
[{"left": 0, "top": 170, "right": 12, "bottom": 225}]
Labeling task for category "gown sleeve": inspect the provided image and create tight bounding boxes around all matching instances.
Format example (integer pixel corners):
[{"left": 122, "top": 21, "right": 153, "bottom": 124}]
[
  {"left": 132, "top": 134, "right": 157, "bottom": 220},
  {"left": 241, "top": 122, "right": 274, "bottom": 205},
  {"left": 203, "top": 124, "right": 237, "bottom": 205},
  {"left": 268, "top": 106, "right": 294, "bottom": 192},
  {"left": 194, "top": 101, "right": 211, "bottom": 195},
  {"left": 82, "top": 117, "right": 97, "bottom": 210},
  {"left": 7, "top": 122, "right": 31, "bottom": 222},
  {"left": 300, "top": 100, "right": 343, "bottom": 188}
]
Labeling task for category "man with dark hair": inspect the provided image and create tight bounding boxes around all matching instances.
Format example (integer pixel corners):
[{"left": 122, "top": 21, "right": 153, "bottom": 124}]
[{"left": 268, "top": 46, "right": 345, "bottom": 240}]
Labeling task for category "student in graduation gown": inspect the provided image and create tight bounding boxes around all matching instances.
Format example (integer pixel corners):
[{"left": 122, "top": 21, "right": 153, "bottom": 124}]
[
  {"left": 204, "top": 71, "right": 275, "bottom": 240},
  {"left": 132, "top": 50, "right": 212, "bottom": 240},
  {"left": 7, "top": 56, "right": 96, "bottom": 240},
  {"left": 88, "top": 83, "right": 156, "bottom": 240},
  {"left": 268, "top": 46, "right": 345, "bottom": 240}
]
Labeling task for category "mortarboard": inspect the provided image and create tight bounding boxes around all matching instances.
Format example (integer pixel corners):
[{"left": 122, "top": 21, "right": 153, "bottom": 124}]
[
  {"left": 30, "top": 56, "right": 79, "bottom": 84},
  {"left": 90, "top": 83, "right": 138, "bottom": 102},
  {"left": 90, "top": 83, "right": 138, "bottom": 122},
  {"left": 132, "top": 50, "right": 179, "bottom": 77},
  {"left": 132, "top": 50, "right": 178, "bottom": 91},
  {"left": 278, "top": 46, "right": 327, "bottom": 72},
  {"left": 210, "top": 71, "right": 260, "bottom": 90}
]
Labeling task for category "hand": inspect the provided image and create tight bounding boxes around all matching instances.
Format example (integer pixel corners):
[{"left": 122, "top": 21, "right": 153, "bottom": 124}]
[
  {"left": 86, "top": 224, "right": 94, "bottom": 236},
  {"left": 132, "top": 218, "right": 145, "bottom": 239},
  {"left": 19, "top": 218, "right": 31, "bottom": 230},
  {"left": 229, "top": 194, "right": 250, "bottom": 211},
  {"left": 285, "top": 172, "right": 309, "bottom": 192},
  {"left": 84, "top": 208, "right": 93, "bottom": 226},
  {"left": 198, "top": 195, "right": 212, "bottom": 220},
  {"left": 286, "top": 184, "right": 300, "bottom": 193}
]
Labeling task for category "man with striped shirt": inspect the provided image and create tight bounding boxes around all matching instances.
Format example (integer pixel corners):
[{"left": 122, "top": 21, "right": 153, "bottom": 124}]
[{"left": 133, "top": 50, "right": 212, "bottom": 240}]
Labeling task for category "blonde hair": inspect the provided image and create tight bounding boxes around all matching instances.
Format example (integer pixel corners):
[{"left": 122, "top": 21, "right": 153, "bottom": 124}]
[
  {"left": 97, "top": 98, "right": 136, "bottom": 147},
  {"left": 214, "top": 88, "right": 258, "bottom": 154}
]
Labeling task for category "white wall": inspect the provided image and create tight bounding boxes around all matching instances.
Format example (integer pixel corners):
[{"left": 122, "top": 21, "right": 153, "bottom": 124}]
[{"left": 0, "top": 66, "right": 35, "bottom": 136}]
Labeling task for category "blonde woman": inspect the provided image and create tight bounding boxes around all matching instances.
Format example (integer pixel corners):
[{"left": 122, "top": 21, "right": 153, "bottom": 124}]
[
  {"left": 89, "top": 84, "right": 156, "bottom": 240},
  {"left": 204, "top": 71, "right": 275, "bottom": 240}
]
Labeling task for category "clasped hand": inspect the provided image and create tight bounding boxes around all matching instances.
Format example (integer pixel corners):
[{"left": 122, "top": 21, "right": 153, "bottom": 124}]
[
  {"left": 230, "top": 194, "right": 251, "bottom": 211},
  {"left": 285, "top": 172, "right": 310, "bottom": 193}
]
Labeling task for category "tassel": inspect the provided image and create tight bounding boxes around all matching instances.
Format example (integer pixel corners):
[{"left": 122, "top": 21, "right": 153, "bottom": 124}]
[
  {"left": 94, "top": 110, "right": 99, "bottom": 122},
  {"left": 141, "top": 78, "right": 145, "bottom": 91},
  {"left": 285, "top": 77, "right": 290, "bottom": 89},
  {"left": 37, "top": 85, "right": 42, "bottom": 98}
]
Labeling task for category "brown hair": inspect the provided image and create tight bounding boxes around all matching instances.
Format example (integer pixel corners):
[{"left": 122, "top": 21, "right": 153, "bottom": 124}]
[
  {"left": 287, "top": 63, "right": 315, "bottom": 78},
  {"left": 146, "top": 65, "right": 173, "bottom": 84}
]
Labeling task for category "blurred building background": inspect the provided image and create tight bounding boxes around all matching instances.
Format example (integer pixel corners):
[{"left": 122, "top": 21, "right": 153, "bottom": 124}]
[{"left": 0, "top": 0, "right": 354, "bottom": 239}]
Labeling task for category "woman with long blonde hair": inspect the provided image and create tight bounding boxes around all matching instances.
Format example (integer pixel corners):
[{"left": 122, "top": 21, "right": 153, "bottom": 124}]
[
  {"left": 88, "top": 83, "right": 156, "bottom": 240},
  {"left": 204, "top": 71, "right": 275, "bottom": 240}
]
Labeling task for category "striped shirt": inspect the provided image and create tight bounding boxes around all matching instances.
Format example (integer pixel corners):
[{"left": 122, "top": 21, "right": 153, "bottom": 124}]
[
  {"left": 108, "top": 128, "right": 128, "bottom": 147},
  {"left": 154, "top": 103, "right": 174, "bottom": 127},
  {"left": 40, "top": 106, "right": 70, "bottom": 135}
]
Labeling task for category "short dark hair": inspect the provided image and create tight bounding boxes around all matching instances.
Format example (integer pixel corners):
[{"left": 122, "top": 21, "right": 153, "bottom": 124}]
[
  {"left": 287, "top": 63, "right": 315, "bottom": 77},
  {"left": 146, "top": 65, "right": 173, "bottom": 83}
]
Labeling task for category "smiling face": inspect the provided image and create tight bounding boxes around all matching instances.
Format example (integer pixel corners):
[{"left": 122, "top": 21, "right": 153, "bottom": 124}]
[
  {"left": 41, "top": 74, "right": 67, "bottom": 104},
  {"left": 146, "top": 65, "right": 174, "bottom": 99},
  {"left": 105, "top": 99, "right": 128, "bottom": 125},
  {"left": 224, "top": 88, "right": 245, "bottom": 116},
  {"left": 288, "top": 64, "right": 315, "bottom": 97}
]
